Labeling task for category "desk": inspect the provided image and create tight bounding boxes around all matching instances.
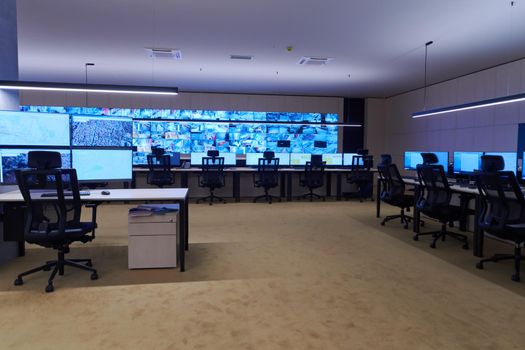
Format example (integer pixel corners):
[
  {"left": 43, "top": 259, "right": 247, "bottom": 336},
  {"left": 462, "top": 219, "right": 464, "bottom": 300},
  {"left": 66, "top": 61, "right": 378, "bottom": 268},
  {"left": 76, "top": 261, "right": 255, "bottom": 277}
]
[{"left": 0, "top": 188, "right": 189, "bottom": 272}]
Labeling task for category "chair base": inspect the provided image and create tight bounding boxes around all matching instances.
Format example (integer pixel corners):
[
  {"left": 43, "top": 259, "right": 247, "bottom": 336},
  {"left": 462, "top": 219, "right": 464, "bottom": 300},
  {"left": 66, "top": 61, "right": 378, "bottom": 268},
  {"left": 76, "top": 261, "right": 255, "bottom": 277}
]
[
  {"left": 476, "top": 245, "right": 524, "bottom": 282},
  {"left": 253, "top": 191, "right": 281, "bottom": 204},
  {"left": 196, "top": 192, "right": 226, "bottom": 205},
  {"left": 297, "top": 191, "right": 325, "bottom": 202},
  {"left": 413, "top": 223, "right": 469, "bottom": 250},
  {"left": 381, "top": 209, "right": 413, "bottom": 229},
  {"left": 14, "top": 251, "right": 97, "bottom": 293}
]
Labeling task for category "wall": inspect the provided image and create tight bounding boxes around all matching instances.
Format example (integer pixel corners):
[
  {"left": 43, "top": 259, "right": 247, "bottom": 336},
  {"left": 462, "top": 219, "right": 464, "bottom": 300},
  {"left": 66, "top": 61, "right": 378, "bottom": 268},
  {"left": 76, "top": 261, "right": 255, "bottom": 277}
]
[{"left": 365, "top": 58, "right": 525, "bottom": 169}]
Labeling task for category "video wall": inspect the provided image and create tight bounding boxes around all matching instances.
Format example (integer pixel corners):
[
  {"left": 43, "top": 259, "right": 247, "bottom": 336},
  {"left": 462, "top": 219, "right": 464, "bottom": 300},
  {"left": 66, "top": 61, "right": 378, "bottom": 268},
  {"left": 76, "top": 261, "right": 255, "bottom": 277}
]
[{"left": 21, "top": 106, "right": 339, "bottom": 165}]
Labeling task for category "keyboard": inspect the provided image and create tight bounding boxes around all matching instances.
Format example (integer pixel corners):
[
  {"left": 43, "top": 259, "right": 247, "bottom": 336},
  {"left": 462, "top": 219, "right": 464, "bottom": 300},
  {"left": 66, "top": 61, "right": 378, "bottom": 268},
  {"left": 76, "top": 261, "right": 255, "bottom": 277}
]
[{"left": 40, "top": 191, "right": 90, "bottom": 197}]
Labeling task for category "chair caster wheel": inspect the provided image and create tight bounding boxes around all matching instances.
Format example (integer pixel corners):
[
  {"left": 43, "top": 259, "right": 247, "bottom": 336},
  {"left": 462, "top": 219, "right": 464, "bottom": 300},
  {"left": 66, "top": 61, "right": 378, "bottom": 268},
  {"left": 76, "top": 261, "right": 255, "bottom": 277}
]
[
  {"left": 43, "top": 265, "right": 51, "bottom": 271},
  {"left": 511, "top": 274, "right": 520, "bottom": 282},
  {"left": 420, "top": 222, "right": 425, "bottom": 227},
  {"left": 380, "top": 222, "right": 385, "bottom": 226},
  {"left": 430, "top": 242, "right": 436, "bottom": 249},
  {"left": 462, "top": 244, "right": 469, "bottom": 250},
  {"left": 475, "top": 262, "right": 484, "bottom": 270},
  {"left": 403, "top": 224, "right": 409, "bottom": 229},
  {"left": 45, "top": 284, "right": 54, "bottom": 293},
  {"left": 14, "top": 277, "right": 23, "bottom": 286},
  {"left": 412, "top": 235, "right": 419, "bottom": 241},
  {"left": 91, "top": 273, "right": 98, "bottom": 280},
  {"left": 322, "top": 198, "right": 326, "bottom": 201},
  {"left": 86, "top": 261, "right": 92, "bottom": 267},
  {"left": 209, "top": 202, "right": 212, "bottom": 206}
]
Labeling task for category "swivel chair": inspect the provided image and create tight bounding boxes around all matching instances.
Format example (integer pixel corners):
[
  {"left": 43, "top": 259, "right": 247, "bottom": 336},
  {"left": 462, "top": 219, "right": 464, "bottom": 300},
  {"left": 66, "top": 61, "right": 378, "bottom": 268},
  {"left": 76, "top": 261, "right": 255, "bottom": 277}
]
[
  {"left": 147, "top": 147, "right": 175, "bottom": 188},
  {"left": 253, "top": 151, "right": 281, "bottom": 204},
  {"left": 476, "top": 155, "right": 525, "bottom": 282},
  {"left": 298, "top": 154, "right": 326, "bottom": 201},
  {"left": 197, "top": 150, "right": 226, "bottom": 205},
  {"left": 414, "top": 153, "right": 469, "bottom": 249},
  {"left": 14, "top": 151, "right": 99, "bottom": 293},
  {"left": 346, "top": 149, "right": 374, "bottom": 202},
  {"left": 377, "top": 155, "right": 415, "bottom": 229}
]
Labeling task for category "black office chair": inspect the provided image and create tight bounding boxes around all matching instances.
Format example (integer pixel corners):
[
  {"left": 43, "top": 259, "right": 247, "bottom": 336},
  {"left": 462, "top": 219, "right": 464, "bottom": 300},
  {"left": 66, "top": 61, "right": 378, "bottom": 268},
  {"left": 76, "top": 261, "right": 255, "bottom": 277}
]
[
  {"left": 346, "top": 149, "right": 374, "bottom": 202},
  {"left": 476, "top": 155, "right": 525, "bottom": 282},
  {"left": 197, "top": 150, "right": 226, "bottom": 205},
  {"left": 377, "top": 155, "right": 415, "bottom": 229},
  {"left": 14, "top": 151, "right": 99, "bottom": 293},
  {"left": 146, "top": 147, "right": 174, "bottom": 188},
  {"left": 253, "top": 151, "right": 281, "bottom": 204},
  {"left": 298, "top": 154, "right": 326, "bottom": 201},
  {"left": 414, "top": 153, "right": 469, "bottom": 249}
]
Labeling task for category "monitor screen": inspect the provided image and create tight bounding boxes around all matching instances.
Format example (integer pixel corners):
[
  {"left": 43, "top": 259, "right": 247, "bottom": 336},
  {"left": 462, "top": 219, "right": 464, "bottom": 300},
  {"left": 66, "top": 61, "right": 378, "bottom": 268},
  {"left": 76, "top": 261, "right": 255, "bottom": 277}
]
[
  {"left": 0, "top": 110, "right": 70, "bottom": 146},
  {"left": 485, "top": 152, "right": 517, "bottom": 174},
  {"left": 141, "top": 152, "right": 180, "bottom": 167},
  {"left": 190, "top": 152, "right": 236, "bottom": 166},
  {"left": 453, "top": 152, "right": 483, "bottom": 174},
  {"left": 290, "top": 153, "right": 311, "bottom": 166},
  {"left": 322, "top": 153, "right": 343, "bottom": 166},
  {"left": 220, "top": 152, "right": 237, "bottom": 166},
  {"left": 72, "top": 115, "right": 132, "bottom": 147},
  {"left": 0, "top": 148, "right": 71, "bottom": 184},
  {"left": 72, "top": 149, "right": 132, "bottom": 181},
  {"left": 404, "top": 151, "right": 448, "bottom": 170},
  {"left": 190, "top": 152, "right": 206, "bottom": 166},
  {"left": 245, "top": 152, "right": 290, "bottom": 166},
  {"left": 343, "top": 153, "right": 364, "bottom": 166}
]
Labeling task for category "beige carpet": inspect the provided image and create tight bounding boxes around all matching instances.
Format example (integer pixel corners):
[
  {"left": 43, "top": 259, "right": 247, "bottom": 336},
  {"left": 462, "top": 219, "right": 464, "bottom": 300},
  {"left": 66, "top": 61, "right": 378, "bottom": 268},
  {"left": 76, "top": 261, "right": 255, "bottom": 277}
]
[{"left": 0, "top": 200, "right": 524, "bottom": 349}]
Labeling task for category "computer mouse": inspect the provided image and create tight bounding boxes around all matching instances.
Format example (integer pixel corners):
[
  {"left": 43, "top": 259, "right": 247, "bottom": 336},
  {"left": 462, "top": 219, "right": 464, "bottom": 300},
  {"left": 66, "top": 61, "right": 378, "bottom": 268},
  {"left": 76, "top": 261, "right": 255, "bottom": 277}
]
[{"left": 101, "top": 190, "right": 110, "bottom": 195}]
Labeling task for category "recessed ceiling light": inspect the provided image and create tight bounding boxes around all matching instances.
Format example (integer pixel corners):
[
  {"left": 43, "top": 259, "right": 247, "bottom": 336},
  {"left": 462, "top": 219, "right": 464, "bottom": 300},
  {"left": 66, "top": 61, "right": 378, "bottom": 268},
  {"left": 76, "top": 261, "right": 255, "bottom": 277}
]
[
  {"left": 230, "top": 55, "right": 253, "bottom": 61},
  {"left": 145, "top": 48, "right": 182, "bottom": 60}
]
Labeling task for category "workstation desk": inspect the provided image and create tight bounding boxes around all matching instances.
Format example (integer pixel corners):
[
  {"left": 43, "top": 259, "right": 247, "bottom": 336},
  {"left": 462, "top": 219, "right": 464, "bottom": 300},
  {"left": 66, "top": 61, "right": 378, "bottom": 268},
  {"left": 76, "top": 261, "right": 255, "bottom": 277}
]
[
  {"left": 133, "top": 167, "right": 374, "bottom": 201},
  {"left": 0, "top": 188, "right": 189, "bottom": 272}
]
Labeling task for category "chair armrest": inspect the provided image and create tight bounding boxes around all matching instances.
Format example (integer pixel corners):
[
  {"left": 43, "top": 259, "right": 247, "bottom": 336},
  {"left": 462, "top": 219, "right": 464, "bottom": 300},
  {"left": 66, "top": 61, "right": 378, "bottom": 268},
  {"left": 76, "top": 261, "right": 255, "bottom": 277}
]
[{"left": 84, "top": 203, "right": 99, "bottom": 236}]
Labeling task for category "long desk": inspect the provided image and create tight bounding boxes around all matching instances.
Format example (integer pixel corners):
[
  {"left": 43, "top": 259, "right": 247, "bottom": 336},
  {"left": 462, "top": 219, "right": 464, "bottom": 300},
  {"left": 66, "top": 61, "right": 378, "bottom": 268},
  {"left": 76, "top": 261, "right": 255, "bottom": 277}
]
[
  {"left": 0, "top": 188, "right": 189, "bottom": 272},
  {"left": 134, "top": 167, "right": 373, "bottom": 201}
]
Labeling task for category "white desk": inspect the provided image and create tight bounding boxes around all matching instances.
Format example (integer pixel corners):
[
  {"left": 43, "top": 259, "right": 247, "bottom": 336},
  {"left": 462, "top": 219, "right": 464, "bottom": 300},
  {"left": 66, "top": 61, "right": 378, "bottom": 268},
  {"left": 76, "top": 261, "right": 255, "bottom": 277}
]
[{"left": 0, "top": 188, "right": 189, "bottom": 272}]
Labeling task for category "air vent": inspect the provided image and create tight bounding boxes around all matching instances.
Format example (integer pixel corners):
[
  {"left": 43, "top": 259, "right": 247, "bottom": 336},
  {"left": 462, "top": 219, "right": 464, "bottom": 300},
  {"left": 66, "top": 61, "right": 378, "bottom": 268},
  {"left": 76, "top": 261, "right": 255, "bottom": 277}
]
[
  {"left": 145, "top": 48, "right": 182, "bottom": 60},
  {"left": 297, "top": 56, "right": 333, "bottom": 66},
  {"left": 230, "top": 54, "right": 253, "bottom": 61}
]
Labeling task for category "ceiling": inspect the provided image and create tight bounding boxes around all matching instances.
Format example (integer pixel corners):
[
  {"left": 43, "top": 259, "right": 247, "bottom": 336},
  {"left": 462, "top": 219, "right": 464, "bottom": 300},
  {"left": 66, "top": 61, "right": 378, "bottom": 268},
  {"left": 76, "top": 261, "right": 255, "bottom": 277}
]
[{"left": 15, "top": 0, "right": 525, "bottom": 98}]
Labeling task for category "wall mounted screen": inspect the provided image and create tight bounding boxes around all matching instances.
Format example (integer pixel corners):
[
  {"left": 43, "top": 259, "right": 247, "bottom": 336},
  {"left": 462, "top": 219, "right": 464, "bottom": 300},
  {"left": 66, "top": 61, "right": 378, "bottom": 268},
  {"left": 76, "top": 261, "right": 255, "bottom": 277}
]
[
  {"left": 72, "top": 115, "right": 132, "bottom": 147},
  {"left": 485, "top": 152, "right": 517, "bottom": 174},
  {"left": 0, "top": 111, "right": 70, "bottom": 146},
  {"left": 322, "top": 153, "right": 343, "bottom": 166},
  {"left": 404, "top": 151, "right": 448, "bottom": 170},
  {"left": 0, "top": 148, "right": 71, "bottom": 184},
  {"left": 72, "top": 149, "right": 132, "bottom": 181},
  {"left": 453, "top": 152, "right": 483, "bottom": 174}
]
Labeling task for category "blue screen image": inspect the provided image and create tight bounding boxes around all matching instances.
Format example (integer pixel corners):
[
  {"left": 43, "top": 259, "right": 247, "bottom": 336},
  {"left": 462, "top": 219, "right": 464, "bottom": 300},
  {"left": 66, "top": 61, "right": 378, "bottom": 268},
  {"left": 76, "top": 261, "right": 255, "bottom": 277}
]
[
  {"left": 72, "top": 115, "right": 132, "bottom": 147},
  {"left": 485, "top": 152, "right": 517, "bottom": 174},
  {"left": 72, "top": 149, "right": 132, "bottom": 181},
  {"left": 0, "top": 111, "right": 70, "bottom": 146},
  {"left": 453, "top": 152, "right": 483, "bottom": 173}
]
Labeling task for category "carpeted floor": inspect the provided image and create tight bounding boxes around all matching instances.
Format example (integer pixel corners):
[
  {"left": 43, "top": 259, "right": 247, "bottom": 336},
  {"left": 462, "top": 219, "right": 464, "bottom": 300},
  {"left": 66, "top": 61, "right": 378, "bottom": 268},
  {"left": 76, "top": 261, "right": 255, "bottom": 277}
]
[{"left": 0, "top": 200, "right": 524, "bottom": 349}]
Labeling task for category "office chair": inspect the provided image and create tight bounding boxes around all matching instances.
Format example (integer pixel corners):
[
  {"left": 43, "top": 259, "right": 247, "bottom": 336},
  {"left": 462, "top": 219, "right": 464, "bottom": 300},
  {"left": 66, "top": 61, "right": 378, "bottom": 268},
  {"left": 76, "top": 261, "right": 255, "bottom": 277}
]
[
  {"left": 146, "top": 147, "right": 174, "bottom": 188},
  {"left": 14, "top": 151, "right": 99, "bottom": 293},
  {"left": 197, "top": 150, "right": 226, "bottom": 205},
  {"left": 298, "top": 154, "right": 326, "bottom": 201},
  {"left": 414, "top": 153, "right": 469, "bottom": 249},
  {"left": 253, "top": 151, "right": 281, "bottom": 204},
  {"left": 377, "top": 155, "right": 415, "bottom": 229},
  {"left": 346, "top": 149, "right": 374, "bottom": 202},
  {"left": 476, "top": 155, "right": 525, "bottom": 282}
]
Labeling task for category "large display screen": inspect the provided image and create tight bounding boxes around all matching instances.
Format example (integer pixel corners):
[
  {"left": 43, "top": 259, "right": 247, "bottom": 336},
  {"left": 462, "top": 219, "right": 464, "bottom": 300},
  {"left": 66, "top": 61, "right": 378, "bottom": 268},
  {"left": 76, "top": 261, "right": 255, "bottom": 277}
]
[
  {"left": 72, "top": 115, "right": 132, "bottom": 147},
  {"left": 485, "top": 152, "right": 517, "bottom": 174},
  {"left": 0, "top": 148, "right": 71, "bottom": 184},
  {"left": 72, "top": 149, "right": 132, "bottom": 181},
  {"left": 245, "top": 152, "right": 290, "bottom": 166},
  {"left": 453, "top": 152, "right": 483, "bottom": 174},
  {"left": 0, "top": 111, "right": 70, "bottom": 146},
  {"left": 322, "top": 153, "right": 343, "bottom": 166},
  {"left": 404, "top": 151, "right": 449, "bottom": 170}
]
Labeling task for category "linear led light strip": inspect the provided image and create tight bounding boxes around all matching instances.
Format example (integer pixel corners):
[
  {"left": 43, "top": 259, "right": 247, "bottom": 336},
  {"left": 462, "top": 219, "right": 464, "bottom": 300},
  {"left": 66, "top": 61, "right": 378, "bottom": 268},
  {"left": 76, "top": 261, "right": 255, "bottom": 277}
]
[
  {"left": 412, "top": 92, "right": 525, "bottom": 118},
  {"left": 0, "top": 80, "right": 178, "bottom": 96},
  {"left": 132, "top": 118, "right": 362, "bottom": 127}
]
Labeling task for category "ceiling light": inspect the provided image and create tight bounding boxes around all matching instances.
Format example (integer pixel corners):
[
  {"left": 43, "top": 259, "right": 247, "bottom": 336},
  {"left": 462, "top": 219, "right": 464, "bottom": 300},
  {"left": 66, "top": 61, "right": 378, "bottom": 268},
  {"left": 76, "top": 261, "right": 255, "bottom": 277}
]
[
  {"left": 230, "top": 55, "right": 253, "bottom": 60},
  {"left": 0, "top": 80, "right": 179, "bottom": 96}
]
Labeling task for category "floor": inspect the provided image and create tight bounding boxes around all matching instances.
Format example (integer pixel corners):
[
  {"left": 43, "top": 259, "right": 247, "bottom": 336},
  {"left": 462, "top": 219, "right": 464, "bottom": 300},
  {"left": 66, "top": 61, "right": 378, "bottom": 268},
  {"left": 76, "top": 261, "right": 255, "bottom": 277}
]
[{"left": 0, "top": 200, "right": 524, "bottom": 349}]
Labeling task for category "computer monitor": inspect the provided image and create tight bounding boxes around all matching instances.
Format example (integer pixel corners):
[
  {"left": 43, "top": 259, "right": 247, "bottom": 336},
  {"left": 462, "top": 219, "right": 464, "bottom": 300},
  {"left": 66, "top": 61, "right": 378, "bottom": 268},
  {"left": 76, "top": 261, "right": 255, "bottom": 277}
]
[
  {"left": 404, "top": 151, "right": 449, "bottom": 170},
  {"left": 485, "top": 152, "right": 517, "bottom": 174},
  {"left": 322, "top": 153, "right": 343, "bottom": 167},
  {"left": 0, "top": 110, "right": 70, "bottom": 146},
  {"left": 453, "top": 152, "right": 483, "bottom": 174},
  {"left": 72, "top": 149, "right": 132, "bottom": 181},
  {"left": 71, "top": 115, "right": 132, "bottom": 147},
  {"left": 343, "top": 153, "right": 364, "bottom": 167},
  {"left": 190, "top": 152, "right": 236, "bottom": 167},
  {"left": 290, "top": 153, "right": 311, "bottom": 166},
  {"left": 0, "top": 148, "right": 71, "bottom": 184},
  {"left": 220, "top": 152, "right": 237, "bottom": 166},
  {"left": 245, "top": 152, "right": 290, "bottom": 166}
]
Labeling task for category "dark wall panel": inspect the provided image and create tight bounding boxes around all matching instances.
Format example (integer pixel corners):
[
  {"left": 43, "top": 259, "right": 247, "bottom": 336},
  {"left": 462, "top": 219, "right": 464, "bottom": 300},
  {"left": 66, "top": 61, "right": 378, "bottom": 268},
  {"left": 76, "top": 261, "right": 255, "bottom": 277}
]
[{"left": 342, "top": 98, "right": 365, "bottom": 152}]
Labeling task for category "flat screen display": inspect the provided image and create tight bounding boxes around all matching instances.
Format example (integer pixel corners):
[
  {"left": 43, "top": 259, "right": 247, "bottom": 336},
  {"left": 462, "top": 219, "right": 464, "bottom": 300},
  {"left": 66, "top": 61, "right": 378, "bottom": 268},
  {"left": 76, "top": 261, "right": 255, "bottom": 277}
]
[
  {"left": 0, "top": 148, "right": 71, "bottom": 184},
  {"left": 322, "top": 153, "right": 343, "bottom": 166},
  {"left": 404, "top": 151, "right": 448, "bottom": 170},
  {"left": 0, "top": 110, "right": 70, "bottom": 146},
  {"left": 72, "top": 115, "right": 132, "bottom": 147},
  {"left": 453, "top": 152, "right": 483, "bottom": 174},
  {"left": 343, "top": 153, "right": 364, "bottom": 166},
  {"left": 190, "top": 152, "right": 236, "bottom": 166},
  {"left": 245, "top": 152, "right": 290, "bottom": 166},
  {"left": 72, "top": 149, "right": 132, "bottom": 181},
  {"left": 484, "top": 152, "right": 517, "bottom": 174},
  {"left": 290, "top": 153, "right": 311, "bottom": 166}
]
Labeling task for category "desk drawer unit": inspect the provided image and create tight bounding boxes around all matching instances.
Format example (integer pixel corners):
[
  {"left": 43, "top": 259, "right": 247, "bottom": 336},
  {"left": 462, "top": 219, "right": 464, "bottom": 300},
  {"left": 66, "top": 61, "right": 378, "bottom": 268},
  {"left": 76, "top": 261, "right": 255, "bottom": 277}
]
[{"left": 128, "top": 211, "right": 178, "bottom": 269}]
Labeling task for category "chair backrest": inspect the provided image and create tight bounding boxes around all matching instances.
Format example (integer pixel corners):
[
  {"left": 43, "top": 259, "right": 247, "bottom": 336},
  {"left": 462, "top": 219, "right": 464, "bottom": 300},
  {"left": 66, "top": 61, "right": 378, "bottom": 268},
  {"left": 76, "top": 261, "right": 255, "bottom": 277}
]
[
  {"left": 256, "top": 157, "right": 279, "bottom": 187},
  {"left": 263, "top": 151, "right": 275, "bottom": 160},
  {"left": 416, "top": 163, "right": 451, "bottom": 212},
  {"left": 303, "top": 159, "right": 325, "bottom": 188},
  {"left": 147, "top": 154, "right": 172, "bottom": 172},
  {"left": 421, "top": 152, "right": 438, "bottom": 165},
  {"left": 27, "top": 151, "right": 62, "bottom": 170},
  {"left": 200, "top": 156, "right": 225, "bottom": 188},
  {"left": 477, "top": 155, "right": 525, "bottom": 233},
  {"left": 378, "top": 163, "right": 405, "bottom": 202},
  {"left": 378, "top": 154, "right": 392, "bottom": 167}
]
